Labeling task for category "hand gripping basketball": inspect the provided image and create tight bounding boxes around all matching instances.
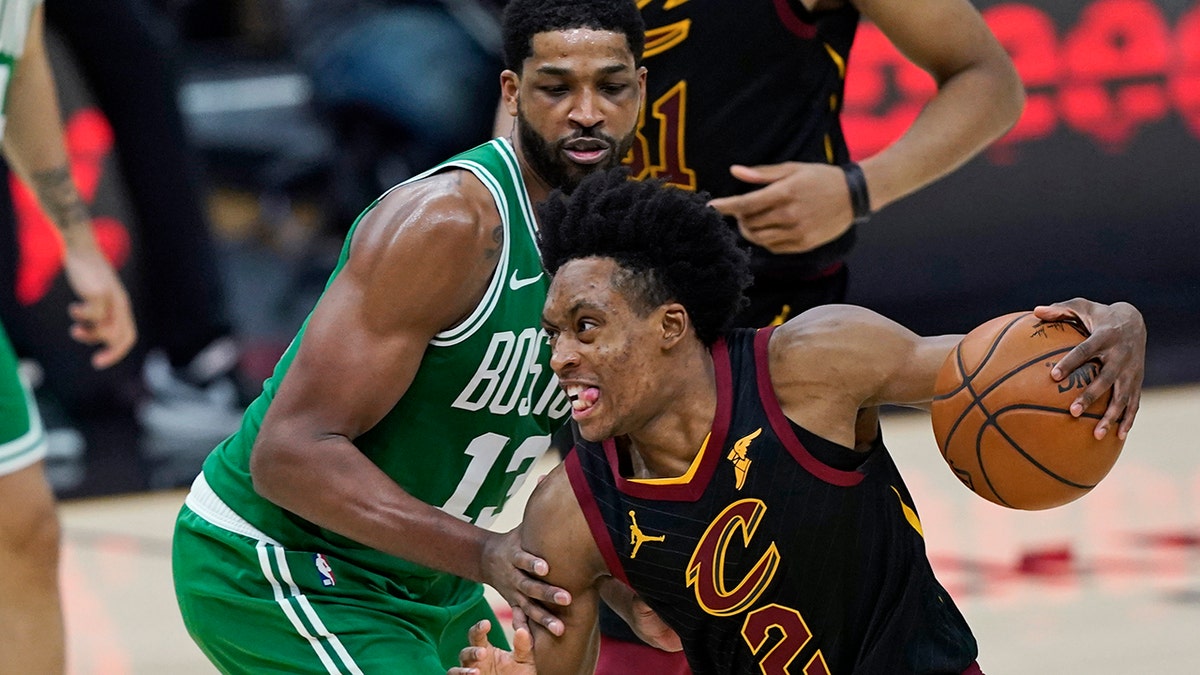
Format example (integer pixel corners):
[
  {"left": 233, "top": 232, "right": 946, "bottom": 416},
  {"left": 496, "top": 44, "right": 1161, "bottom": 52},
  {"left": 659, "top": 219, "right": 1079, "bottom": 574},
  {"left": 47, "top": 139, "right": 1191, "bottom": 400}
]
[{"left": 931, "top": 312, "right": 1126, "bottom": 510}]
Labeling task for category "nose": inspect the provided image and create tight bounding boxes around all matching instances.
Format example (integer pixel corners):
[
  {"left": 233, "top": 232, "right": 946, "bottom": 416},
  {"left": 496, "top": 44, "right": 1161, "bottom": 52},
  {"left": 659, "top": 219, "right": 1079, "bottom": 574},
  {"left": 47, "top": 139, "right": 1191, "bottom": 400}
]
[
  {"left": 568, "top": 88, "right": 603, "bottom": 129},
  {"left": 550, "top": 336, "right": 580, "bottom": 374}
]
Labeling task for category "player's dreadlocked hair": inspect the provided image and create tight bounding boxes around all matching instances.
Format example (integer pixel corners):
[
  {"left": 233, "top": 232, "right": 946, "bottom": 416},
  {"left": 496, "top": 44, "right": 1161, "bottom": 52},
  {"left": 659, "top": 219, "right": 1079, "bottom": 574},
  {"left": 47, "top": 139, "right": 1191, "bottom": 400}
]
[
  {"left": 538, "top": 168, "right": 751, "bottom": 346},
  {"left": 502, "top": 0, "right": 645, "bottom": 72}
]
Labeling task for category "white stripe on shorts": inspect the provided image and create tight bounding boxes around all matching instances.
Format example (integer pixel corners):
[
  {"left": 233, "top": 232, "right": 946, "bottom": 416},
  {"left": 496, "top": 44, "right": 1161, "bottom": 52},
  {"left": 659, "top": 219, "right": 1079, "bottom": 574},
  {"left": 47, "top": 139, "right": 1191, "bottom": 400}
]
[
  {"left": 0, "top": 375, "right": 47, "bottom": 477},
  {"left": 255, "top": 541, "right": 365, "bottom": 675}
]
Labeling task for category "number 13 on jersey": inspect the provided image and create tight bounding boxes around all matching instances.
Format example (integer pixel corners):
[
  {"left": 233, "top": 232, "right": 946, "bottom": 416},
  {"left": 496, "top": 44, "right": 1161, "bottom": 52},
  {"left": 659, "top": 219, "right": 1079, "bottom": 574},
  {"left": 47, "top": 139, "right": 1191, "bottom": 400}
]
[{"left": 440, "top": 432, "right": 550, "bottom": 529}]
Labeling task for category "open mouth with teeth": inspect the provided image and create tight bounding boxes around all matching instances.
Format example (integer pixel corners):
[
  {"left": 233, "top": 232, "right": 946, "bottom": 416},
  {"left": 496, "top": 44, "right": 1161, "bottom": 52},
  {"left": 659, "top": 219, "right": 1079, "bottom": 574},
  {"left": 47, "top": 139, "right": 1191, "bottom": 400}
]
[{"left": 565, "top": 385, "right": 601, "bottom": 417}]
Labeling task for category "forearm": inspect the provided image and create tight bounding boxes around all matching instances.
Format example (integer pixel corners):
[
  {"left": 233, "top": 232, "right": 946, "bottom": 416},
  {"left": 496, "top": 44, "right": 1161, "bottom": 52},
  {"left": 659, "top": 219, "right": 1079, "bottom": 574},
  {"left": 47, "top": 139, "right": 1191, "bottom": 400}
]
[
  {"left": 251, "top": 436, "right": 493, "bottom": 583},
  {"left": 859, "top": 57, "right": 1024, "bottom": 212},
  {"left": 527, "top": 591, "right": 600, "bottom": 675},
  {"left": 2, "top": 6, "right": 93, "bottom": 246}
]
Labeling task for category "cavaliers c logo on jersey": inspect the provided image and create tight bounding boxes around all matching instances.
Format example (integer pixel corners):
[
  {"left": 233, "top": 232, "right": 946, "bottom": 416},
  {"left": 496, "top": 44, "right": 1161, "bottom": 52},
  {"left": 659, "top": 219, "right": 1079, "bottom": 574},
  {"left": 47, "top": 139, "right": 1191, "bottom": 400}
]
[{"left": 685, "top": 498, "right": 780, "bottom": 617}]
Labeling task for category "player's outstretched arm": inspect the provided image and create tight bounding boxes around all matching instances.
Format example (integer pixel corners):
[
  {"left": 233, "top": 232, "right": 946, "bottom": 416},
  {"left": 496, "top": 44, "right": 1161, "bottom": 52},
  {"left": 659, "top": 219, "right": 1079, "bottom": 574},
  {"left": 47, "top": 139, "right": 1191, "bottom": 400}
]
[
  {"left": 1033, "top": 299, "right": 1145, "bottom": 440},
  {"left": 767, "top": 304, "right": 960, "bottom": 446},
  {"left": 768, "top": 301, "right": 1145, "bottom": 448}
]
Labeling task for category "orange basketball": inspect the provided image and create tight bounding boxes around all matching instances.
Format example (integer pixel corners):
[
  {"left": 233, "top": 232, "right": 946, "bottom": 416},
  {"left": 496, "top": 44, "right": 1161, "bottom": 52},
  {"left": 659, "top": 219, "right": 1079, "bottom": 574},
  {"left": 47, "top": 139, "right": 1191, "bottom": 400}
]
[{"left": 930, "top": 312, "right": 1125, "bottom": 510}]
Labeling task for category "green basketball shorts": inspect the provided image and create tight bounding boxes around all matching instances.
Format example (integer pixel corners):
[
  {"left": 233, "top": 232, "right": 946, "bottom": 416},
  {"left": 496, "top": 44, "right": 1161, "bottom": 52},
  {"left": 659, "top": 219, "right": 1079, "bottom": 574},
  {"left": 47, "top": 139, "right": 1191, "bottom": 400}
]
[
  {"left": 0, "top": 324, "right": 46, "bottom": 477},
  {"left": 173, "top": 497, "right": 507, "bottom": 673}
]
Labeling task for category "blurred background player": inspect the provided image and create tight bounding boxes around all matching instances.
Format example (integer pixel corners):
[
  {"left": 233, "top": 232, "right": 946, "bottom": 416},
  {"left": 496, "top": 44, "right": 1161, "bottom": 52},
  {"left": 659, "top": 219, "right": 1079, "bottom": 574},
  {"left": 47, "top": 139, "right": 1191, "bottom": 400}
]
[
  {"left": 44, "top": 0, "right": 249, "bottom": 456},
  {"left": 0, "top": 0, "right": 250, "bottom": 497},
  {"left": 0, "top": 2, "right": 137, "bottom": 672},
  {"left": 281, "top": 0, "right": 506, "bottom": 229}
]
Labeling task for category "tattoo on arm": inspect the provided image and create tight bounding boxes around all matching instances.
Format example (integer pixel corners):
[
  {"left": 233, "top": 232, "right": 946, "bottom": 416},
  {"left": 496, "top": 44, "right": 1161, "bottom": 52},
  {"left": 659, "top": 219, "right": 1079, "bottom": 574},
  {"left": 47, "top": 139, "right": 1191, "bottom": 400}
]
[
  {"left": 31, "top": 166, "right": 89, "bottom": 231},
  {"left": 485, "top": 224, "right": 503, "bottom": 259}
]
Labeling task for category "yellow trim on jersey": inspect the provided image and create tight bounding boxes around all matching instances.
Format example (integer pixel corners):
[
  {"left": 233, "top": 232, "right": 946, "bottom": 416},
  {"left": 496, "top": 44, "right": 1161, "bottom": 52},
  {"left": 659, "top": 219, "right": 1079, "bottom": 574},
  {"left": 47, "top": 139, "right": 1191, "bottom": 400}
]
[
  {"left": 637, "top": 0, "right": 691, "bottom": 11},
  {"left": 628, "top": 432, "right": 711, "bottom": 485},
  {"left": 892, "top": 486, "right": 924, "bottom": 537},
  {"left": 644, "top": 20, "right": 692, "bottom": 59},
  {"left": 824, "top": 43, "right": 846, "bottom": 78},
  {"left": 648, "top": 81, "right": 698, "bottom": 190}
]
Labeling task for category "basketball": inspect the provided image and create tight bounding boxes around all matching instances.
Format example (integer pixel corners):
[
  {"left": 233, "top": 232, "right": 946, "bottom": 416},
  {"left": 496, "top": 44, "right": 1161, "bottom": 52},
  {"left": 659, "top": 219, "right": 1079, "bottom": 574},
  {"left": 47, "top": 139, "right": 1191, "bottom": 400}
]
[{"left": 930, "top": 312, "right": 1125, "bottom": 510}]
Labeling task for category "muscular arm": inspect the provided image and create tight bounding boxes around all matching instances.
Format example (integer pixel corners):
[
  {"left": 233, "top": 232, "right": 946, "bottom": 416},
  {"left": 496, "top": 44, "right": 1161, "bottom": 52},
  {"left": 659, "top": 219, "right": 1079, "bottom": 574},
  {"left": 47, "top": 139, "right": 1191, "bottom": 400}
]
[
  {"left": 769, "top": 301, "right": 1145, "bottom": 446},
  {"left": 768, "top": 305, "right": 957, "bottom": 448},
  {"left": 518, "top": 464, "right": 609, "bottom": 674},
  {"left": 249, "top": 171, "right": 566, "bottom": 628},
  {"left": 851, "top": 0, "right": 1025, "bottom": 212},
  {"left": 252, "top": 171, "right": 498, "bottom": 573}
]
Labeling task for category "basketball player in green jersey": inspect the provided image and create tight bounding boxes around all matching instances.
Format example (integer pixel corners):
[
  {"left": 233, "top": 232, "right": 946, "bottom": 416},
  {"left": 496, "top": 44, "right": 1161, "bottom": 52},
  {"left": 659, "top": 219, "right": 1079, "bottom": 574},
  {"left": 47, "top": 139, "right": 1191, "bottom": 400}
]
[
  {"left": 0, "top": 3, "right": 137, "bottom": 672},
  {"left": 172, "top": 1, "right": 654, "bottom": 671}
]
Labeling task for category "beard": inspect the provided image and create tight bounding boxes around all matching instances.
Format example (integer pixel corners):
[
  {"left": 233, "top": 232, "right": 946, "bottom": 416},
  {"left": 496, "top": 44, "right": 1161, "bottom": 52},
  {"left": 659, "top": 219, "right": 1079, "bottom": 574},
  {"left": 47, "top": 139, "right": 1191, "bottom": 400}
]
[{"left": 517, "top": 107, "right": 635, "bottom": 193}]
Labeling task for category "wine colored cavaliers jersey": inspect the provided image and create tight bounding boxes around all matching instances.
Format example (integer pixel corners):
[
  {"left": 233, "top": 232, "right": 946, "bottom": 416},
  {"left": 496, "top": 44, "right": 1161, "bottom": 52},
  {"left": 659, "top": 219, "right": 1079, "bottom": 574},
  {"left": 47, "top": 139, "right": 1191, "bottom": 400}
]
[
  {"left": 626, "top": 0, "right": 861, "bottom": 279},
  {"left": 200, "top": 138, "right": 570, "bottom": 580},
  {"left": 567, "top": 328, "right": 978, "bottom": 674}
]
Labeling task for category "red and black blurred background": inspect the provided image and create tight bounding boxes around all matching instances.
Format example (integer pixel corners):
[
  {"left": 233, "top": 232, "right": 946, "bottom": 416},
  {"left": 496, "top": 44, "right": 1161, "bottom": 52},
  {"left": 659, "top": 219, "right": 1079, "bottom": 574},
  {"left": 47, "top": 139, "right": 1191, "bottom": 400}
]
[{"left": 5, "top": 0, "right": 1197, "bottom": 497}]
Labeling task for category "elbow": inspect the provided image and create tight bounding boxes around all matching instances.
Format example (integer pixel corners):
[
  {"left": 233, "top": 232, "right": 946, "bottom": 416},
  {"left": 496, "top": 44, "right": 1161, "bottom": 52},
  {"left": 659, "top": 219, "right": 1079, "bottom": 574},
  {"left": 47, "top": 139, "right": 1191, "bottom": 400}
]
[
  {"left": 249, "top": 429, "right": 300, "bottom": 507},
  {"left": 996, "top": 62, "right": 1026, "bottom": 133},
  {"left": 976, "top": 51, "right": 1025, "bottom": 135}
]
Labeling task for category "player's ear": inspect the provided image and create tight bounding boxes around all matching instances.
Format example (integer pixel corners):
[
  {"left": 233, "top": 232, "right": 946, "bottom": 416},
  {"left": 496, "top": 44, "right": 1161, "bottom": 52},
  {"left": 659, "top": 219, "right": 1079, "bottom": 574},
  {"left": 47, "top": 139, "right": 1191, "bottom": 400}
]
[
  {"left": 501, "top": 70, "right": 521, "bottom": 116},
  {"left": 659, "top": 303, "right": 689, "bottom": 348}
]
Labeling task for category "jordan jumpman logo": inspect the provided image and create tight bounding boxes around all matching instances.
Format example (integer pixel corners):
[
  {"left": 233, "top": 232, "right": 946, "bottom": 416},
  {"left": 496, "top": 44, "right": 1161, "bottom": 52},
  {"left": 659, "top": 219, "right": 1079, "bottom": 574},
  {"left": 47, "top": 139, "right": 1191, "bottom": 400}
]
[{"left": 629, "top": 510, "right": 666, "bottom": 559}]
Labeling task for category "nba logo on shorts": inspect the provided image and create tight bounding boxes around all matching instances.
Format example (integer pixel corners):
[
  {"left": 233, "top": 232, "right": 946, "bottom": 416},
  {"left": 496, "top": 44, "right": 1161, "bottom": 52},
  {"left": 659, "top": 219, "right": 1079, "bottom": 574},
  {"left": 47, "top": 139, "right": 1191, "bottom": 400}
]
[{"left": 314, "top": 554, "right": 336, "bottom": 587}]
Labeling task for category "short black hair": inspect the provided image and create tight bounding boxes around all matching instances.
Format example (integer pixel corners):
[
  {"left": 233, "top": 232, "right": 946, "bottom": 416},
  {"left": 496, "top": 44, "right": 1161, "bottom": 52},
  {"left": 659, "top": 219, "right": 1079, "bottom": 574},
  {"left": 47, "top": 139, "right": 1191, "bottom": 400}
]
[
  {"left": 502, "top": 0, "right": 645, "bottom": 72},
  {"left": 537, "top": 169, "right": 751, "bottom": 346}
]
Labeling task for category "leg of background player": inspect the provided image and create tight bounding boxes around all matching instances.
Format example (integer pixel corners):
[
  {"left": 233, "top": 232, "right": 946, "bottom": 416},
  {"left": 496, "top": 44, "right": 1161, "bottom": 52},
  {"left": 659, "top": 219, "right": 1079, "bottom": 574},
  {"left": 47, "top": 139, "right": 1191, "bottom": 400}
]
[{"left": 0, "top": 462, "right": 64, "bottom": 674}]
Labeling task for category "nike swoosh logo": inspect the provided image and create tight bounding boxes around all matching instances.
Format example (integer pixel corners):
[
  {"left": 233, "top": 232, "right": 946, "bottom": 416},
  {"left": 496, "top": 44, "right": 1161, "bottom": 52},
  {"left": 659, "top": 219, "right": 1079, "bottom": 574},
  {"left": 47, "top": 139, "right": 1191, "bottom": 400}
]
[{"left": 509, "top": 269, "right": 544, "bottom": 290}]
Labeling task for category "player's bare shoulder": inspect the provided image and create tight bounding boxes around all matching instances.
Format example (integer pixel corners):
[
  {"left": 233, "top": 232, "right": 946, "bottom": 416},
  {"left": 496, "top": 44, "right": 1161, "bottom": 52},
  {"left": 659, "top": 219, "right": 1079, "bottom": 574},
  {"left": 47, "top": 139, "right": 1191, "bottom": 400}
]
[
  {"left": 343, "top": 168, "right": 507, "bottom": 330},
  {"left": 353, "top": 168, "right": 504, "bottom": 263},
  {"left": 768, "top": 305, "right": 899, "bottom": 374},
  {"left": 768, "top": 305, "right": 920, "bottom": 435}
]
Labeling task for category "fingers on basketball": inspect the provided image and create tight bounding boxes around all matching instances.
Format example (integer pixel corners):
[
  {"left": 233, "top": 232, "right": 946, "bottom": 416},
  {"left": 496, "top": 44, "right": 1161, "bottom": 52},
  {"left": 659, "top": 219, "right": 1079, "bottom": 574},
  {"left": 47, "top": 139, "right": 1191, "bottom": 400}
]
[{"left": 931, "top": 312, "right": 1125, "bottom": 510}]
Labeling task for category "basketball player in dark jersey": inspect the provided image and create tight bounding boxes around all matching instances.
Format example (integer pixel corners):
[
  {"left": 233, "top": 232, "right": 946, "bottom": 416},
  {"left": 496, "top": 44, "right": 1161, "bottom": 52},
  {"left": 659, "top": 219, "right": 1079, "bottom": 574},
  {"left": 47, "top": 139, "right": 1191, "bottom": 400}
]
[
  {"left": 578, "top": 0, "right": 1027, "bottom": 665},
  {"left": 450, "top": 169, "right": 1145, "bottom": 675},
  {"left": 498, "top": 0, "right": 1023, "bottom": 326}
]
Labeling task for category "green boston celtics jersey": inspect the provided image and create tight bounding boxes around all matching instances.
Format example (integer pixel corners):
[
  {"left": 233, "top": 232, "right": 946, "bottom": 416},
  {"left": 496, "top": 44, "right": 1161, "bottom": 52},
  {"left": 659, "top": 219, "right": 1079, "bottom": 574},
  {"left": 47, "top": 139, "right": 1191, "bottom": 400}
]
[{"left": 201, "top": 138, "right": 570, "bottom": 579}]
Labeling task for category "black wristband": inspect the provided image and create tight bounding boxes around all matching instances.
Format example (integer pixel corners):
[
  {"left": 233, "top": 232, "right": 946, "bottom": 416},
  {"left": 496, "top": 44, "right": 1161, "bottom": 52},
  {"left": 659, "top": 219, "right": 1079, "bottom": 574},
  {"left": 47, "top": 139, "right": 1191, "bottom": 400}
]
[{"left": 841, "top": 162, "right": 871, "bottom": 226}]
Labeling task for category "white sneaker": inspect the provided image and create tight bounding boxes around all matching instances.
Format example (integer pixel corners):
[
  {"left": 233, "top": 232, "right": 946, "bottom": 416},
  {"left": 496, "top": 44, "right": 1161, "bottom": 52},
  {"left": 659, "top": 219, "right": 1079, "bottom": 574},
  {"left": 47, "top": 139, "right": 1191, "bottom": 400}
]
[{"left": 138, "top": 343, "right": 247, "bottom": 459}]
